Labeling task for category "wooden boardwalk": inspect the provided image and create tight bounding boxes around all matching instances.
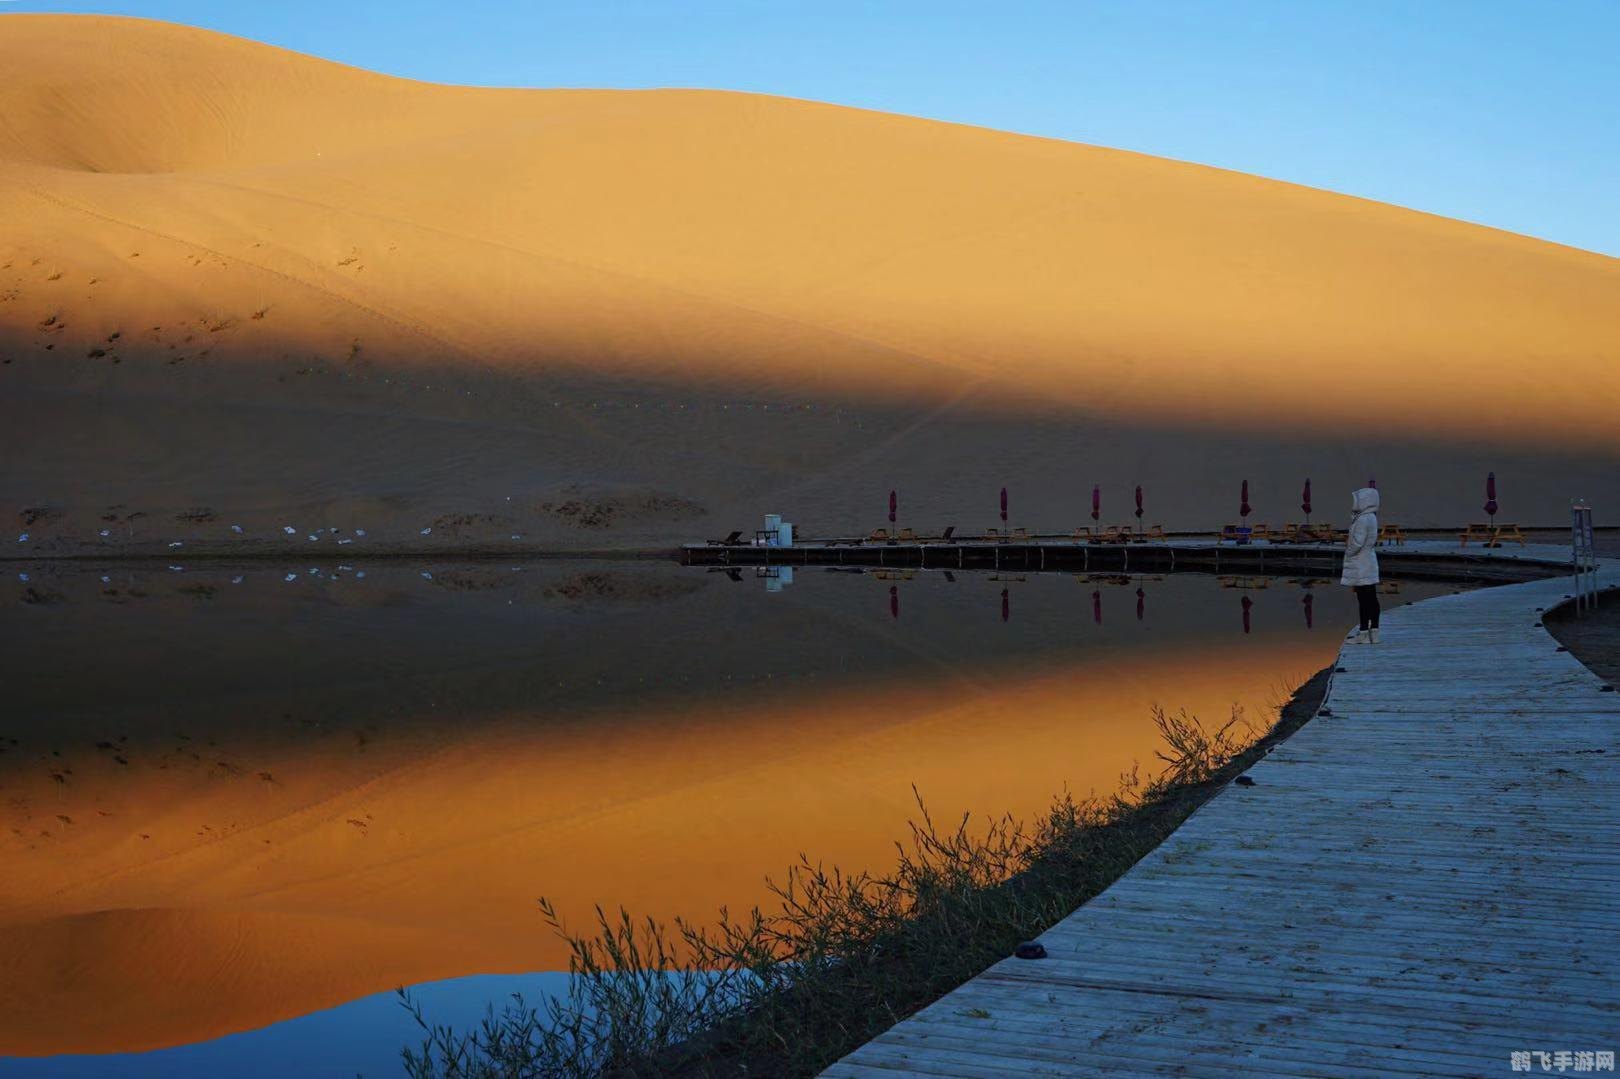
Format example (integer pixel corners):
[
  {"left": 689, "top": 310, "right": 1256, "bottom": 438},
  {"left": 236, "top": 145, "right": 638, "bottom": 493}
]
[{"left": 828, "top": 545, "right": 1618, "bottom": 1077}]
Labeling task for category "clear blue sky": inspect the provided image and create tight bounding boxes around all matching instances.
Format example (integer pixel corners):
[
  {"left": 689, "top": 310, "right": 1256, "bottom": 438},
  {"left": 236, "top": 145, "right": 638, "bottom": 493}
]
[{"left": 6, "top": 0, "right": 1618, "bottom": 256}]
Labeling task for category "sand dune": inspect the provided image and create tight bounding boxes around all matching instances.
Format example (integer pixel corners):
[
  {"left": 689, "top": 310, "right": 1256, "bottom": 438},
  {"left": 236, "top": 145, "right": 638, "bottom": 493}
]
[{"left": 2, "top": 13, "right": 1617, "bottom": 550}]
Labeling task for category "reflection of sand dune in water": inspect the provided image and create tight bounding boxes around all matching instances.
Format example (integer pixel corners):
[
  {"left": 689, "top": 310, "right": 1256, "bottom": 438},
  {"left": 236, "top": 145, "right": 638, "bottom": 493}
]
[
  {"left": 0, "top": 639, "right": 1327, "bottom": 1054},
  {"left": 3, "top": 15, "right": 1620, "bottom": 549}
]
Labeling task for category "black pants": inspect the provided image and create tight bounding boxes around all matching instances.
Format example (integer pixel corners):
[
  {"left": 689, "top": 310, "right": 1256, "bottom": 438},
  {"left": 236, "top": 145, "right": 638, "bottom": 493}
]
[{"left": 1354, "top": 585, "right": 1381, "bottom": 631}]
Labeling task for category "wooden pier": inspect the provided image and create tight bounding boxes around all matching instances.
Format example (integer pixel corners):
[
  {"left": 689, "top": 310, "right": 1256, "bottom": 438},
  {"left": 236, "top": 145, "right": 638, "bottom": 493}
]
[
  {"left": 683, "top": 537, "right": 1563, "bottom": 584},
  {"left": 827, "top": 544, "right": 1617, "bottom": 1076}
]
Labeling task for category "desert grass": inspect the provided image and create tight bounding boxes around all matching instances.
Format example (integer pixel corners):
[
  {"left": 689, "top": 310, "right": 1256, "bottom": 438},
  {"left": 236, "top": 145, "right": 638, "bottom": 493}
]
[{"left": 399, "top": 673, "right": 1325, "bottom": 1078}]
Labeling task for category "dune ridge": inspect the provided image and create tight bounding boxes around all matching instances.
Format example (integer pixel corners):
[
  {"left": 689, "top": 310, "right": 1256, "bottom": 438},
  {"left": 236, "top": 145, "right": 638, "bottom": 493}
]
[{"left": 1, "top": 14, "right": 1617, "bottom": 548}]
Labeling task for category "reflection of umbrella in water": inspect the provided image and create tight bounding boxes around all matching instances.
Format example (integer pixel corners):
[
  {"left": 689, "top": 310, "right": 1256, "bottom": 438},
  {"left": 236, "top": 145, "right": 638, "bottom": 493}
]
[
  {"left": 1484, "top": 471, "right": 1498, "bottom": 523},
  {"left": 1241, "top": 594, "right": 1253, "bottom": 634},
  {"left": 1136, "top": 586, "right": 1145, "bottom": 621},
  {"left": 1301, "top": 478, "right": 1312, "bottom": 524},
  {"left": 1302, "top": 591, "right": 1314, "bottom": 629},
  {"left": 889, "top": 584, "right": 899, "bottom": 620},
  {"left": 1000, "top": 587, "right": 1009, "bottom": 623},
  {"left": 1240, "top": 480, "right": 1251, "bottom": 520},
  {"left": 1000, "top": 486, "right": 1008, "bottom": 524},
  {"left": 1134, "top": 485, "right": 1143, "bottom": 522},
  {"left": 1092, "top": 589, "right": 1103, "bottom": 625},
  {"left": 889, "top": 489, "right": 897, "bottom": 525},
  {"left": 1091, "top": 485, "right": 1100, "bottom": 523}
]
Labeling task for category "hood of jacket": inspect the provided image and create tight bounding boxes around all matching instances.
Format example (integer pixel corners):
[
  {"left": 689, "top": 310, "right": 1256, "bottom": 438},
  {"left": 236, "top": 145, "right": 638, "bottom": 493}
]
[{"left": 1351, "top": 487, "right": 1380, "bottom": 516}]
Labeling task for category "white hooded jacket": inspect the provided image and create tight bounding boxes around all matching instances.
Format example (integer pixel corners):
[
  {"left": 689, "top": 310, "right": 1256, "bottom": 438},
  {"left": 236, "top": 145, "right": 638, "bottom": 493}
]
[{"left": 1341, "top": 487, "right": 1380, "bottom": 587}]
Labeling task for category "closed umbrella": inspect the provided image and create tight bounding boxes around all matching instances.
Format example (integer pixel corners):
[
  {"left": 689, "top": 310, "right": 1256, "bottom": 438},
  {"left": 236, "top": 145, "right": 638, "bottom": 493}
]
[
  {"left": 888, "top": 489, "right": 897, "bottom": 525},
  {"left": 1484, "top": 472, "right": 1498, "bottom": 523},
  {"left": 1241, "top": 594, "right": 1253, "bottom": 635},
  {"left": 1302, "top": 591, "right": 1314, "bottom": 629},
  {"left": 1240, "top": 480, "right": 1251, "bottom": 520},
  {"left": 1091, "top": 485, "right": 1100, "bottom": 523},
  {"left": 1092, "top": 589, "right": 1103, "bottom": 626},
  {"left": 1368, "top": 476, "right": 1377, "bottom": 489},
  {"left": 1301, "top": 478, "right": 1312, "bottom": 525},
  {"left": 889, "top": 584, "right": 899, "bottom": 620},
  {"left": 1001, "top": 587, "right": 1009, "bottom": 623},
  {"left": 1136, "top": 586, "right": 1145, "bottom": 621},
  {"left": 1000, "top": 487, "right": 1008, "bottom": 525},
  {"left": 1135, "top": 485, "right": 1143, "bottom": 523}
]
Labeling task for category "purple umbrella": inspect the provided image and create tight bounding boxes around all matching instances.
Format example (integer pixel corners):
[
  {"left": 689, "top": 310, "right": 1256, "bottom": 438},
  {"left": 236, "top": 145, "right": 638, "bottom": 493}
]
[
  {"left": 888, "top": 489, "right": 897, "bottom": 525},
  {"left": 1484, "top": 472, "right": 1498, "bottom": 522},
  {"left": 1241, "top": 594, "right": 1253, "bottom": 635},
  {"left": 1301, "top": 478, "right": 1312, "bottom": 524},
  {"left": 1135, "top": 485, "right": 1144, "bottom": 521},
  {"left": 1240, "top": 480, "right": 1251, "bottom": 520},
  {"left": 1000, "top": 487, "right": 1008, "bottom": 524},
  {"left": 1091, "top": 485, "right": 1100, "bottom": 523}
]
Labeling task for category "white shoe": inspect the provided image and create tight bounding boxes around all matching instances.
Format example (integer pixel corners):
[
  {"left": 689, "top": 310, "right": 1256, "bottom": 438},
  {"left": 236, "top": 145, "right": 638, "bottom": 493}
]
[
  {"left": 1369, "top": 628, "right": 1381, "bottom": 644},
  {"left": 1349, "top": 630, "right": 1370, "bottom": 645}
]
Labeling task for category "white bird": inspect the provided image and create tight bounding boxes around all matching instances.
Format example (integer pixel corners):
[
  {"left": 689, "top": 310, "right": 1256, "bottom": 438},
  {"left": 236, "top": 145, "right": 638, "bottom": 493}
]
[
  {"left": 169, "top": 541, "right": 183, "bottom": 548},
  {"left": 420, "top": 527, "right": 431, "bottom": 535},
  {"left": 231, "top": 524, "right": 243, "bottom": 533},
  {"left": 355, "top": 529, "right": 367, "bottom": 537},
  {"left": 17, "top": 533, "right": 28, "bottom": 543},
  {"left": 283, "top": 526, "right": 296, "bottom": 535},
  {"left": 284, "top": 573, "right": 297, "bottom": 582},
  {"left": 99, "top": 529, "right": 110, "bottom": 537}
]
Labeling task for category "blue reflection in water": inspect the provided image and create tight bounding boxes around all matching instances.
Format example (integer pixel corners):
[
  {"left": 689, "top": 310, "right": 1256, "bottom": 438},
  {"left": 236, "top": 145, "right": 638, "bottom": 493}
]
[{"left": 1, "top": 972, "right": 570, "bottom": 1079}]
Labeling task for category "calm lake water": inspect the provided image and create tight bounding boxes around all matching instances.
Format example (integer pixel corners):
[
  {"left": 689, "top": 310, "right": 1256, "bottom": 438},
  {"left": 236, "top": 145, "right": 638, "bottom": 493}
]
[{"left": 0, "top": 560, "right": 1458, "bottom": 1076}]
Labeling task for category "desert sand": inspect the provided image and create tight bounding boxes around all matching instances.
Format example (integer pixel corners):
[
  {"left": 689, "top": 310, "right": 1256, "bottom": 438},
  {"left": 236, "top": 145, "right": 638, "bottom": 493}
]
[{"left": 2, "top": 14, "right": 1618, "bottom": 557}]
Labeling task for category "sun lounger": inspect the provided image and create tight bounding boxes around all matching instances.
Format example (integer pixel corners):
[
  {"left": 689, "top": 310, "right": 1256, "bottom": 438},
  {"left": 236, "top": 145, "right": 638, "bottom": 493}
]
[
  {"left": 1249, "top": 523, "right": 1271, "bottom": 542},
  {"left": 1143, "top": 524, "right": 1167, "bottom": 541},
  {"left": 896, "top": 527, "right": 917, "bottom": 542},
  {"left": 1377, "top": 523, "right": 1406, "bottom": 546},
  {"left": 1073, "top": 526, "right": 1093, "bottom": 542},
  {"left": 1277, "top": 523, "right": 1302, "bottom": 544},
  {"left": 1218, "top": 524, "right": 1252, "bottom": 545},
  {"left": 1493, "top": 524, "right": 1527, "bottom": 547},
  {"left": 1010, "top": 527, "right": 1030, "bottom": 541},
  {"left": 866, "top": 527, "right": 890, "bottom": 543},
  {"left": 1462, "top": 522, "right": 1525, "bottom": 548}
]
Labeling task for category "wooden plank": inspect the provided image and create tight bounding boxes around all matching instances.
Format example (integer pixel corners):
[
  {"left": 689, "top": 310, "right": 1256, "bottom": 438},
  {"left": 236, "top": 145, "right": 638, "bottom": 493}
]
[{"left": 828, "top": 555, "right": 1619, "bottom": 1076}]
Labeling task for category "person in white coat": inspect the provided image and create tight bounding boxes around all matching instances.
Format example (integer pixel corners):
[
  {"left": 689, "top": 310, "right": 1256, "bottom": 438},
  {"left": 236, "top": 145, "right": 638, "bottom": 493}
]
[{"left": 1341, "top": 487, "right": 1381, "bottom": 643}]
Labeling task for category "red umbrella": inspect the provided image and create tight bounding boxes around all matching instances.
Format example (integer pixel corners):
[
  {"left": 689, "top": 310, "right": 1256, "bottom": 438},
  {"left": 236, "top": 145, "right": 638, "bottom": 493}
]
[
  {"left": 1136, "top": 586, "right": 1145, "bottom": 621},
  {"left": 1484, "top": 472, "right": 1498, "bottom": 522},
  {"left": 1134, "top": 485, "right": 1143, "bottom": 521},
  {"left": 1092, "top": 589, "right": 1103, "bottom": 625},
  {"left": 1000, "top": 587, "right": 1009, "bottom": 623},
  {"left": 1000, "top": 487, "right": 1008, "bottom": 524},
  {"left": 888, "top": 489, "right": 897, "bottom": 525},
  {"left": 1301, "top": 478, "right": 1312, "bottom": 523},
  {"left": 1241, "top": 594, "right": 1253, "bottom": 635},
  {"left": 1240, "top": 480, "right": 1251, "bottom": 520},
  {"left": 1091, "top": 485, "right": 1100, "bottom": 523},
  {"left": 889, "top": 584, "right": 899, "bottom": 620}
]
